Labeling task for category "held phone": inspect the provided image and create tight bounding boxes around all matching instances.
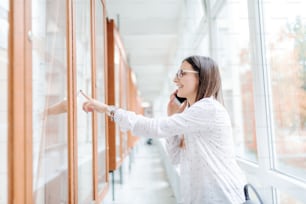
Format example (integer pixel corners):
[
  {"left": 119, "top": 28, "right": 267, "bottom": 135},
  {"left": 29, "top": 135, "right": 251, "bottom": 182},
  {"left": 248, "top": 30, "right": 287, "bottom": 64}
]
[{"left": 175, "top": 93, "right": 187, "bottom": 103}]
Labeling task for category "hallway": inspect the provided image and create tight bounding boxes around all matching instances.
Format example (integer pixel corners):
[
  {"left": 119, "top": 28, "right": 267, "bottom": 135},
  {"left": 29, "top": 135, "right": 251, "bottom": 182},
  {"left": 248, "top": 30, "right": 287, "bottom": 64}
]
[
  {"left": 103, "top": 140, "right": 177, "bottom": 204},
  {"left": 3, "top": 1, "right": 306, "bottom": 203}
]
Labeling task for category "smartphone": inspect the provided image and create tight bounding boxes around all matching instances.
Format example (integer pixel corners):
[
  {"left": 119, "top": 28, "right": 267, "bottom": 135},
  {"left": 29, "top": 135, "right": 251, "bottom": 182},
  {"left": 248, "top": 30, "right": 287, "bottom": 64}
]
[{"left": 175, "top": 93, "right": 186, "bottom": 103}]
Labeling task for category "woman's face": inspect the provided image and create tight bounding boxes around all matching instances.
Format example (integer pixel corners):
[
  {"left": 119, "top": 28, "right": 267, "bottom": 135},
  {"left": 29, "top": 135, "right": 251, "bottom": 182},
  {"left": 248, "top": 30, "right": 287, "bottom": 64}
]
[{"left": 174, "top": 61, "right": 199, "bottom": 105}]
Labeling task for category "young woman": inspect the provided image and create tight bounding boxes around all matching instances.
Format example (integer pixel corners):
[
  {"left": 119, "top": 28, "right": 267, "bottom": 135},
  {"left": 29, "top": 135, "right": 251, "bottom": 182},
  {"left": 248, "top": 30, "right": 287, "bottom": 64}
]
[{"left": 82, "top": 55, "right": 246, "bottom": 204}]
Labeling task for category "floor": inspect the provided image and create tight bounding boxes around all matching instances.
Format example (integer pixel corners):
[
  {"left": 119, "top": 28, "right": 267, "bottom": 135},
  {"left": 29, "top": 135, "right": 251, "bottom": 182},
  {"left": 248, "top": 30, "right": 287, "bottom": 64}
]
[{"left": 102, "top": 139, "right": 177, "bottom": 204}]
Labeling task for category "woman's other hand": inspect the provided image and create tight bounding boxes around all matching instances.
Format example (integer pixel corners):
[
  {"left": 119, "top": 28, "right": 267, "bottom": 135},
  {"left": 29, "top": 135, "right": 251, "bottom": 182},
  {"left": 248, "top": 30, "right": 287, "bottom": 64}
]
[
  {"left": 179, "top": 137, "right": 186, "bottom": 149},
  {"left": 42, "top": 99, "right": 68, "bottom": 119}
]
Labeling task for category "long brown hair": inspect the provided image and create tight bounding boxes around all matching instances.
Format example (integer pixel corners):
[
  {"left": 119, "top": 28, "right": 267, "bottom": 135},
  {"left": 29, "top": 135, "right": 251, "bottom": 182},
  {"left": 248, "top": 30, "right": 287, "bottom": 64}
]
[{"left": 183, "top": 55, "right": 223, "bottom": 103}]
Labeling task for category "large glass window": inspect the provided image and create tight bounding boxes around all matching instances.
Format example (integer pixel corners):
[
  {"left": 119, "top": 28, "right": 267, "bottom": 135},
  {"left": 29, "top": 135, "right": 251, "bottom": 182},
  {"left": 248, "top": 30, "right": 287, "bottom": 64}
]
[
  {"left": 185, "top": 0, "right": 204, "bottom": 31},
  {"left": 75, "top": 0, "right": 93, "bottom": 202},
  {"left": 262, "top": 0, "right": 306, "bottom": 180},
  {"left": 196, "top": 35, "right": 209, "bottom": 56},
  {"left": 215, "top": 0, "right": 257, "bottom": 162},
  {"left": 278, "top": 189, "right": 303, "bottom": 204},
  {"left": 210, "top": 0, "right": 218, "bottom": 9},
  {"left": 95, "top": 0, "right": 107, "bottom": 192},
  {"left": 32, "top": 0, "right": 68, "bottom": 203},
  {"left": 0, "top": 1, "right": 9, "bottom": 203}
]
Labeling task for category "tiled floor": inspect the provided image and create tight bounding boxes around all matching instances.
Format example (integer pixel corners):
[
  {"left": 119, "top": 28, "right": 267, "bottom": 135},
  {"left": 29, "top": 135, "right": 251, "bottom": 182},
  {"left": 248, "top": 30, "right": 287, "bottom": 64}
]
[{"left": 103, "top": 140, "right": 176, "bottom": 204}]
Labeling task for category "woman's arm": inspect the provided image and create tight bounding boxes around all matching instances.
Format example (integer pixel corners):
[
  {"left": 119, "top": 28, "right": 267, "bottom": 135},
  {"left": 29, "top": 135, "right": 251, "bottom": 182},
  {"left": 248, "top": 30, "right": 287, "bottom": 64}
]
[
  {"left": 82, "top": 91, "right": 215, "bottom": 138},
  {"left": 165, "top": 135, "right": 184, "bottom": 165}
]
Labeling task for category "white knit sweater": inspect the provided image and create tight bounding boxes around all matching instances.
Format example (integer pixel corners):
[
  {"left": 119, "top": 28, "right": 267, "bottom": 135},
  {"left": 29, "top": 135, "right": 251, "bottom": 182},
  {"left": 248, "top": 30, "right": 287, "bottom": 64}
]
[{"left": 113, "top": 97, "right": 246, "bottom": 204}]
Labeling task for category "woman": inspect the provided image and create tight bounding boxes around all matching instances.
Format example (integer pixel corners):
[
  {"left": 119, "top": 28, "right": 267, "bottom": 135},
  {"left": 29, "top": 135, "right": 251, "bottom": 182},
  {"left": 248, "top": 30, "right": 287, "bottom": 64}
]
[{"left": 82, "top": 55, "right": 246, "bottom": 204}]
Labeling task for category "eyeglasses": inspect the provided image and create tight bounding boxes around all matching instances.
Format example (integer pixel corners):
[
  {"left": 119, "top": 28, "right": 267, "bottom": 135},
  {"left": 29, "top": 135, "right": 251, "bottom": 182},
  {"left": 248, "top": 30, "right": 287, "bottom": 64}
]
[{"left": 175, "top": 69, "right": 199, "bottom": 79}]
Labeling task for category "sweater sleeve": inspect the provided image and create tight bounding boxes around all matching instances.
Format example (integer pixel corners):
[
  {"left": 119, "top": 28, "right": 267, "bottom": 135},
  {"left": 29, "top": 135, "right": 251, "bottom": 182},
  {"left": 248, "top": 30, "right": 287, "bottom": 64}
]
[{"left": 112, "top": 98, "right": 216, "bottom": 138}]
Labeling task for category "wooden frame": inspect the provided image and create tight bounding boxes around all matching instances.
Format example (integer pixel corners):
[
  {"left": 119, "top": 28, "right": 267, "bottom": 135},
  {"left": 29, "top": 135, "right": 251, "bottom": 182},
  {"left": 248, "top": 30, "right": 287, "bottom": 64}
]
[
  {"left": 67, "top": 0, "right": 78, "bottom": 203},
  {"left": 106, "top": 19, "right": 117, "bottom": 171},
  {"left": 8, "top": 0, "right": 33, "bottom": 203}
]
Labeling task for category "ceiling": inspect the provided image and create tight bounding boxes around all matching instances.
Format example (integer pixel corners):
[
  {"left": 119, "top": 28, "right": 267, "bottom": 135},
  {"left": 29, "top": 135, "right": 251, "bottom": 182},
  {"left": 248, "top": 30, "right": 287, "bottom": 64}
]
[{"left": 105, "top": 0, "right": 184, "bottom": 105}]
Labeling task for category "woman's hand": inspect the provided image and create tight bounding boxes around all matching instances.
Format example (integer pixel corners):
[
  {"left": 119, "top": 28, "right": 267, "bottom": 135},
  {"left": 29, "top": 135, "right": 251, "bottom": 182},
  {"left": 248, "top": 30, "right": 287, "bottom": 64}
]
[
  {"left": 167, "top": 91, "right": 187, "bottom": 116},
  {"left": 179, "top": 137, "right": 186, "bottom": 149},
  {"left": 80, "top": 90, "right": 108, "bottom": 113}
]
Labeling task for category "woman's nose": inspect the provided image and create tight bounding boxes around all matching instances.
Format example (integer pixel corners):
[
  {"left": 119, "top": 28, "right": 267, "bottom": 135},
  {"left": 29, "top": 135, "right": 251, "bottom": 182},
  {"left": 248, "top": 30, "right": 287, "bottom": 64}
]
[{"left": 173, "top": 75, "right": 178, "bottom": 82}]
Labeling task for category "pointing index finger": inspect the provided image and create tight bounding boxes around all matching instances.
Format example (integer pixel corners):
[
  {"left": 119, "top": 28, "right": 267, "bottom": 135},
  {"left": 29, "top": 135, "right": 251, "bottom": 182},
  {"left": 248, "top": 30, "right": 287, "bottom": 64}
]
[{"left": 79, "top": 90, "right": 91, "bottom": 100}]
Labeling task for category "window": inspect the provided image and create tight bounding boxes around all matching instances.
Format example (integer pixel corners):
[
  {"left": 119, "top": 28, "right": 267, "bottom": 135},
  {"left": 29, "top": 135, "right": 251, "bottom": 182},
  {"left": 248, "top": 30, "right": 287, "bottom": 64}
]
[
  {"left": 32, "top": 0, "right": 68, "bottom": 203},
  {"left": 215, "top": 0, "right": 258, "bottom": 162},
  {"left": 210, "top": 0, "right": 218, "bottom": 9},
  {"left": 75, "top": 0, "right": 93, "bottom": 202},
  {"left": 278, "top": 189, "right": 303, "bottom": 204},
  {"left": 262, "top": 0, "right": 306, "bottom": 181},
  {"left": 196, "top": 35, "right": 209, "bottom": 56},
  {"left": 95, "top": 0, "right": 107, "bottom": 192},
  {"left": 185, "top": 0, "right": 205, "bottom": 30}
]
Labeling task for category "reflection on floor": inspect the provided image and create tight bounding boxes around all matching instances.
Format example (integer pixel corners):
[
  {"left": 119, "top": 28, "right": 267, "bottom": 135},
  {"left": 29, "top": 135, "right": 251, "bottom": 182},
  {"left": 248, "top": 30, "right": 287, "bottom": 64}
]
[{"left": 102, "top": 139, "right": 176, "bottom": 204}]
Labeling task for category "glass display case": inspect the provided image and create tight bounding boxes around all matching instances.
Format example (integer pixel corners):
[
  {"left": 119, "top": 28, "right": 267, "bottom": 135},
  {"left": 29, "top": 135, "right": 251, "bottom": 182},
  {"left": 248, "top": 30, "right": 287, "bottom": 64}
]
[
  {"left": 95, "top": 0, "right": 108, "bottom": 197},
  {"left": 31, "top": 0, "right": 69, "bottom": 203},
  {"left": 107, "top": 19, "right": 129, "bottom": 171},
  {"left": 75, "top": 0, "right": 94, "bottom": 202},
  {"left": 31, "top": 0, "right": 108, "bottom": 203}
]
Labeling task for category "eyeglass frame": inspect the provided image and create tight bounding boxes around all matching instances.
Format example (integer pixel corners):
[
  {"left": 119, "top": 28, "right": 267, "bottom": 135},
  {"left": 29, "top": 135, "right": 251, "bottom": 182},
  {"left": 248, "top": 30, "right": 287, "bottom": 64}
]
[{"left": 175, "top": 69, "right": 199, "bottom": 79}]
